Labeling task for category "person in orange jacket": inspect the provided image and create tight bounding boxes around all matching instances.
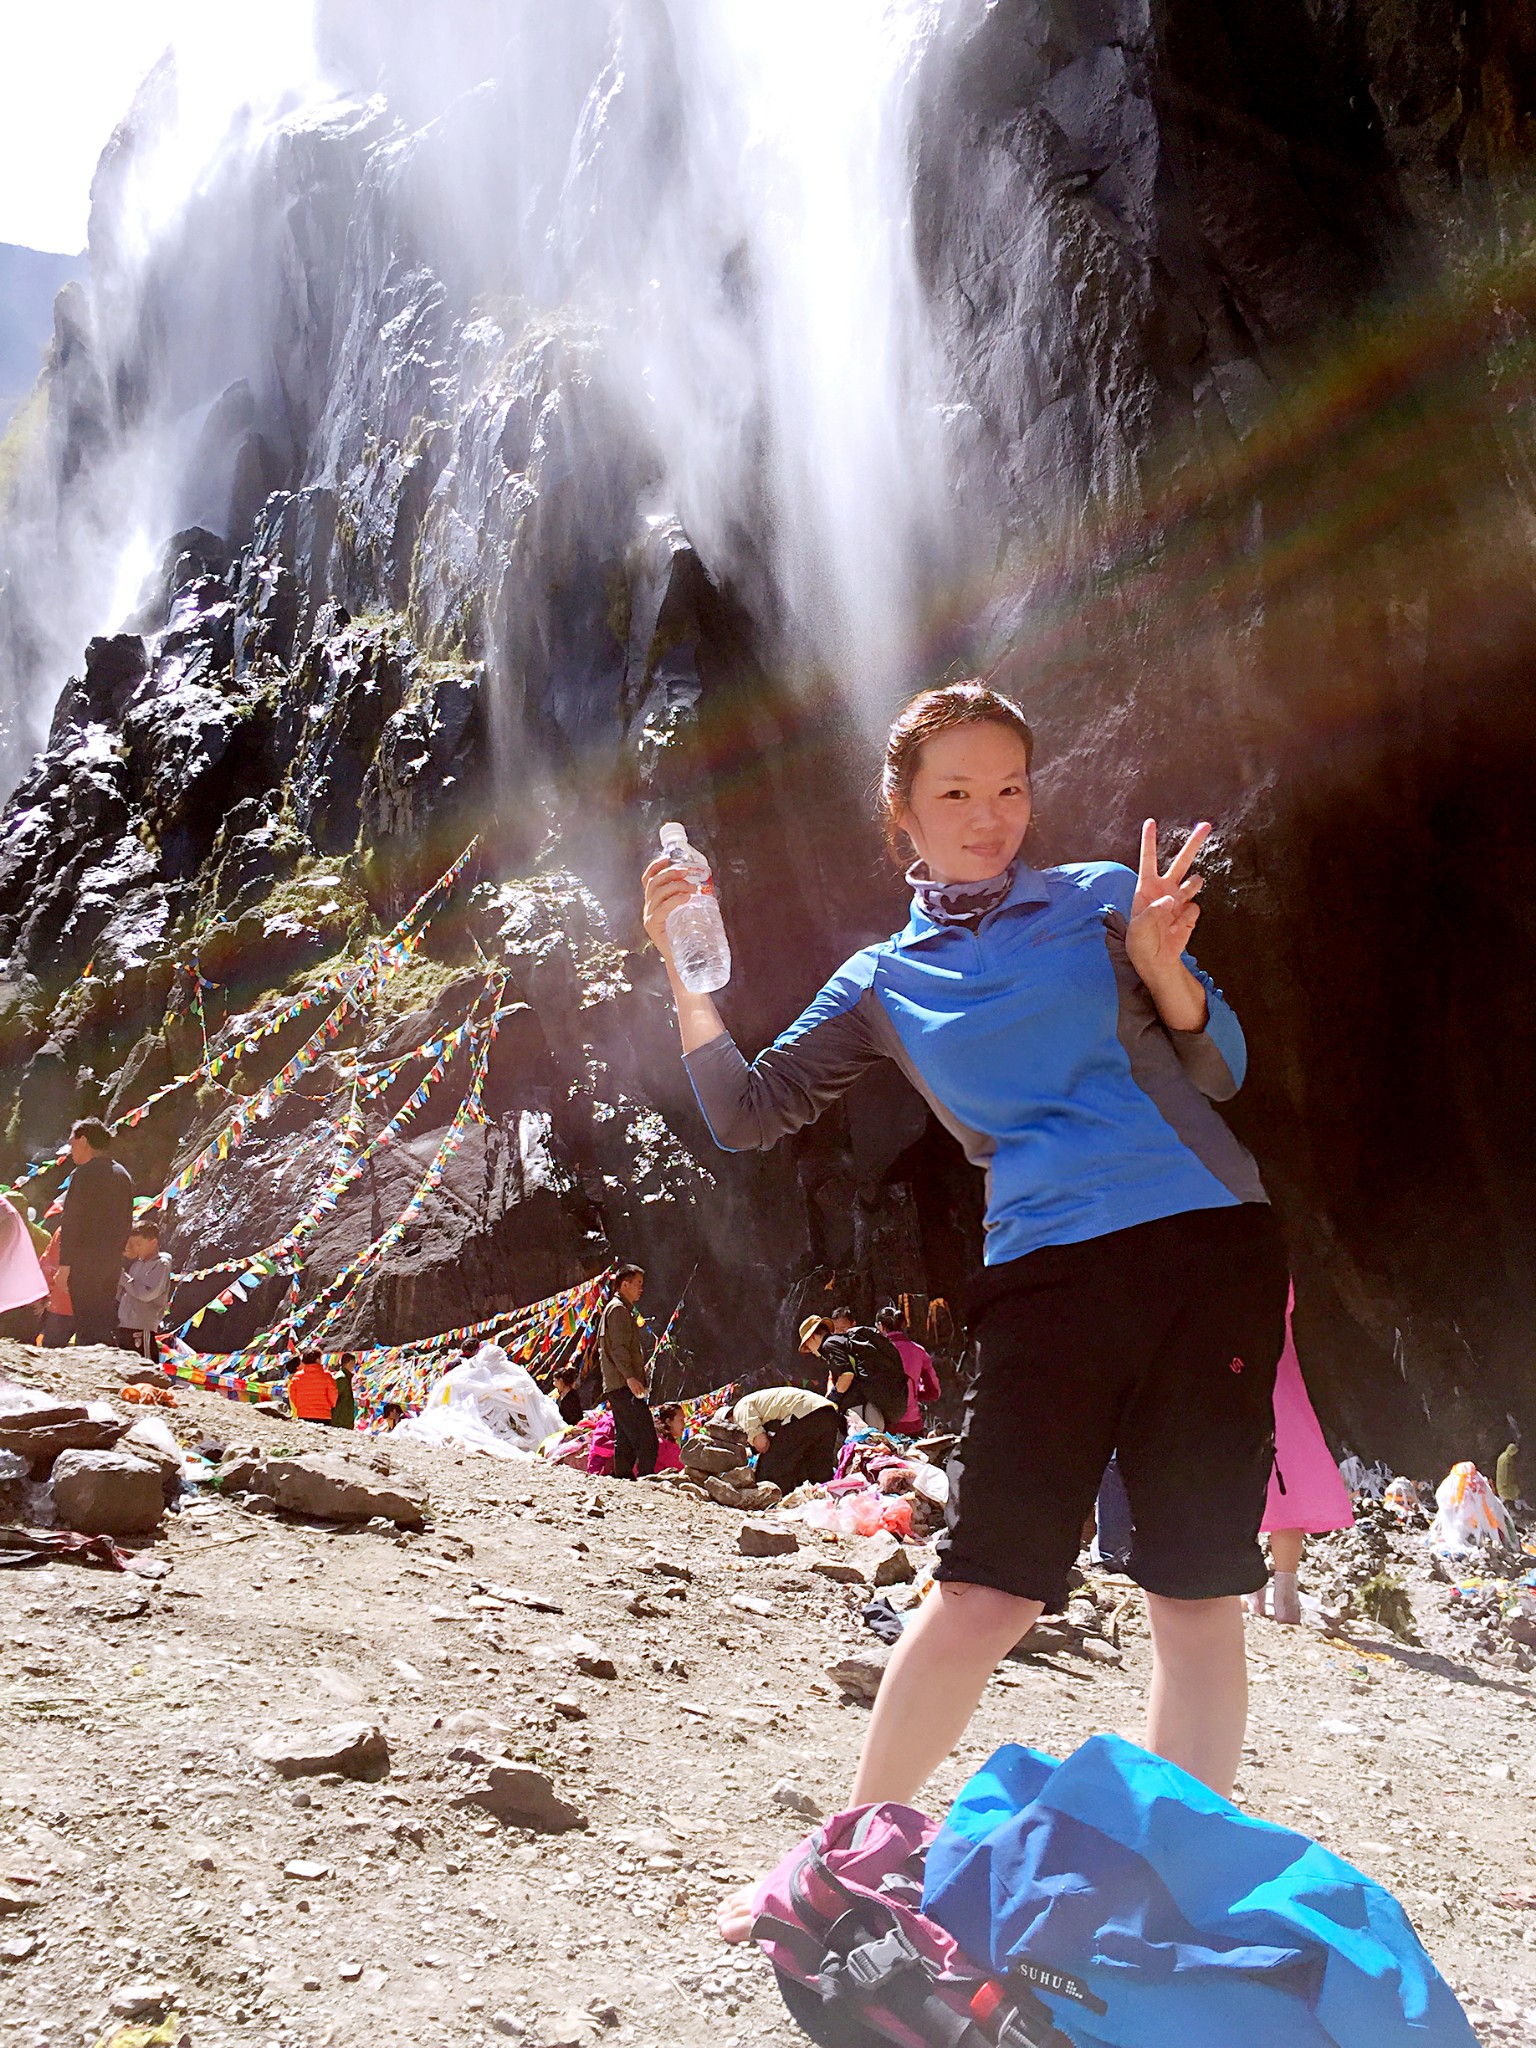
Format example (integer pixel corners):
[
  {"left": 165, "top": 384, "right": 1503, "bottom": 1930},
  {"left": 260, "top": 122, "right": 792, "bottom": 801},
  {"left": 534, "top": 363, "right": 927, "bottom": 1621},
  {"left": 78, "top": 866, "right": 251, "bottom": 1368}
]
[
  {"left": 39, "top": 1228, "right": 75, "bottom": 1347},
  {"left": 287, "top": 1350, "right": 339, "bottom": 1424}
]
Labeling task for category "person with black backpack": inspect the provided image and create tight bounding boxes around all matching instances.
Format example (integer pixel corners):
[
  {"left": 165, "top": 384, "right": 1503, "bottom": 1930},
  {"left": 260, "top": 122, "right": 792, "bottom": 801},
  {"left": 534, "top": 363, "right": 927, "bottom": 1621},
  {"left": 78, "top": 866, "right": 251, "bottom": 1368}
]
[{"left": 799, "top": 1312, "right": 909, "bottom": 1434}]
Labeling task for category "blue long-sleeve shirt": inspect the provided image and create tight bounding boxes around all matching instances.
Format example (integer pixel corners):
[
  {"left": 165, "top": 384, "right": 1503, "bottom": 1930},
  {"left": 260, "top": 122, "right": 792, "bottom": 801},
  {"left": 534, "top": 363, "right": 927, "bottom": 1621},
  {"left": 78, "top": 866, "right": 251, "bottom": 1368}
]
[{"left": 683, "top": 861, "right": 1267, "bottom": 1268}]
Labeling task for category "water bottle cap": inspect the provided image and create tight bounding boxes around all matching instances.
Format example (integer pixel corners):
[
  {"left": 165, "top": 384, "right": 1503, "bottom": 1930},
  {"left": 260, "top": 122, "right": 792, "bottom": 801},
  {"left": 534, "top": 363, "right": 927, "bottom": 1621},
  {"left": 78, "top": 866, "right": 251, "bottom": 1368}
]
[{"left": 659, "top": 821, "right": 688, "bottom": 847}]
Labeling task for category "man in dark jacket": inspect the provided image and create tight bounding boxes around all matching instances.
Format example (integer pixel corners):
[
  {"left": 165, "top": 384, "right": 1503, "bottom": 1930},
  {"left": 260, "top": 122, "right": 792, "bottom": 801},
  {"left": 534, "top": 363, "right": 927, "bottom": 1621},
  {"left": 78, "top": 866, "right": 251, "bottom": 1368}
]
[
  {"left": 600, "top": 1264, "right": 656, "bottom": 1478},
  {"left": 800, "top": 1312, "right": 908, "bottom": 1433},
  {"left": 55, "top": 1120, "right": 136, "bottom": 1347}
]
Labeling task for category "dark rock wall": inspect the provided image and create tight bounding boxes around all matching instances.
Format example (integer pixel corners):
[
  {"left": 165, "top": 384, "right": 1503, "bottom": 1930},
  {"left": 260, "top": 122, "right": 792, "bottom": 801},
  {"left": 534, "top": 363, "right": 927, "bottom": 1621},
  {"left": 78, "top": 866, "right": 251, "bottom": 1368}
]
[{"left": 0, "top": 1, "right": 1532, "bottom": 1464}]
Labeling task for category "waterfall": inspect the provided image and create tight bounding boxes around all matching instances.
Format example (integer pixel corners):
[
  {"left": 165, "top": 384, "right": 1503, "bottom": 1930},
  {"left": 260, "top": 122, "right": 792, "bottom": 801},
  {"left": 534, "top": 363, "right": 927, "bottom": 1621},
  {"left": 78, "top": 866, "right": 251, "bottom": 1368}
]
[
  {"left": 0, "top": 1, "right": 333, "bottom": 782},
  {"left": 645, "top": 0, "right": 954, "bottom": 704},
  {"left": 0, "top": 0, "right": 980, "bottom": 788}
]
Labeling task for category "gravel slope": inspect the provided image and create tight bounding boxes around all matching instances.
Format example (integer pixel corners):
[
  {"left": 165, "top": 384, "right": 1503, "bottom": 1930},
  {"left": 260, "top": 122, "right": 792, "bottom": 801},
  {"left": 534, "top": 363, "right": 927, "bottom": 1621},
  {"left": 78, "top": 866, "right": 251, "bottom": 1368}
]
[{"left": 2, "top": 1343, "right": 1533, "bottom": 2048}]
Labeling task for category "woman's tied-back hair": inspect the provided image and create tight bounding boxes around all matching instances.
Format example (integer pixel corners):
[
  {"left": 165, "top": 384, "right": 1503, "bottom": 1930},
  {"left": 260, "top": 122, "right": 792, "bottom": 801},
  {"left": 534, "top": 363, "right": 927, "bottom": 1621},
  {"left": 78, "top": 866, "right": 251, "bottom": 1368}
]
[{"left": 879, "top": 680, "right": 1035, "bottom": 858}]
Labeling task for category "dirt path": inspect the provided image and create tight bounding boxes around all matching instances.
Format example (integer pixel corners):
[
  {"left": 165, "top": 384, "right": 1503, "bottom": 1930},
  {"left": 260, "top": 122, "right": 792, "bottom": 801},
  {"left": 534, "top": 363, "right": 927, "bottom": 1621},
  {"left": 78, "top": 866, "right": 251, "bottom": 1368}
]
[{"left": 2, "top": 1346, "right": 1533, "bottom": 2048}]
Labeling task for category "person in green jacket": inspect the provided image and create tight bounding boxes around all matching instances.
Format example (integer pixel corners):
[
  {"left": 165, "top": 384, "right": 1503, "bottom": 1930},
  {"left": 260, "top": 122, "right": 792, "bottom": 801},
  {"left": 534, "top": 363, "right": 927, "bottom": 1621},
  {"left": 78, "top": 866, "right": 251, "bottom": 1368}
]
[{"left": 331, "top": 1352, "right": 359, "bottom": 1432}]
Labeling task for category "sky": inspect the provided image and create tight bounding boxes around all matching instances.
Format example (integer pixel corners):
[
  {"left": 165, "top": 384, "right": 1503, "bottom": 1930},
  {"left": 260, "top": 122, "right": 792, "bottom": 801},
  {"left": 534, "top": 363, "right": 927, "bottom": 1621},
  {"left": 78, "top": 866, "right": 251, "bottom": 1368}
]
[{"left": 0, "top": 4, "right": 183, "bottom": 252}]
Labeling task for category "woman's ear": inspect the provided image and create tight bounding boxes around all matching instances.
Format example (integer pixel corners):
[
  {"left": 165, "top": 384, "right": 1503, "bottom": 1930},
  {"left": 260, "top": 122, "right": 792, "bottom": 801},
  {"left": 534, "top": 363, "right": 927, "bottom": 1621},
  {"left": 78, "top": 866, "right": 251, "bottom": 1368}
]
[{"left": 892, "top": 800, "right": 922, "bottom": 863}]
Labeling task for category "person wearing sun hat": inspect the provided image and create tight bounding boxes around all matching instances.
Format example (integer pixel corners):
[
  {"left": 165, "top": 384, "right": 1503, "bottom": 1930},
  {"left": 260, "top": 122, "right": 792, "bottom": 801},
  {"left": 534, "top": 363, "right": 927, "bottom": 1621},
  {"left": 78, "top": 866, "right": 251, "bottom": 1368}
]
[{"left": 798, "top": 1312, "right": 832, "bottom": 1353}]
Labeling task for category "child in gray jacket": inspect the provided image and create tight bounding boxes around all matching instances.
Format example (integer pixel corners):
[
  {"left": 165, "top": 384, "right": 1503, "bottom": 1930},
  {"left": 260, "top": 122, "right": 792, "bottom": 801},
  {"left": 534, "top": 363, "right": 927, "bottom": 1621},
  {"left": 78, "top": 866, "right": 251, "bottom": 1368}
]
[{"left": 116, "top": 1220, "right": 174, "bottom": 1362}]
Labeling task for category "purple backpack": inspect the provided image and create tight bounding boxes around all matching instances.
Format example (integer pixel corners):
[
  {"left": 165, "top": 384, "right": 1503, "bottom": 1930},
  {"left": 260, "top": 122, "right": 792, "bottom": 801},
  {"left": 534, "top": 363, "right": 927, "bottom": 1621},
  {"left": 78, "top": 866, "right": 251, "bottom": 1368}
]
[{"left": 750, "top": 1803, "right": 1080, "bottom": 2048}]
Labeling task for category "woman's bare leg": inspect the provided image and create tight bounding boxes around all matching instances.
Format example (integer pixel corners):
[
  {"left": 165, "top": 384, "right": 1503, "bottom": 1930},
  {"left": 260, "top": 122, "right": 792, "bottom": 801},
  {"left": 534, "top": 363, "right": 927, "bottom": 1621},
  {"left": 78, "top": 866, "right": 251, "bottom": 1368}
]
[
  {"left": 1144, "top": 1592, "right": 1248, "bottom": 1798},
  {"left": 850, "top": 1581, "right": 1043, "bottom": 1805},
  {"left": 717, "top": 1580, "right": 1041, "bottom": 1940}
]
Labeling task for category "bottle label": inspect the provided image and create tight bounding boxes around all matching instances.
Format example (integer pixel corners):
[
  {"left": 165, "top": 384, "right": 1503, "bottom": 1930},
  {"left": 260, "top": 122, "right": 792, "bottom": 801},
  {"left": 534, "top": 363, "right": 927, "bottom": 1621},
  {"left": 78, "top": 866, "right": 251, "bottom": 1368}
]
[{"left": 667, "top": 849, "right": 714, "bottom": 896}]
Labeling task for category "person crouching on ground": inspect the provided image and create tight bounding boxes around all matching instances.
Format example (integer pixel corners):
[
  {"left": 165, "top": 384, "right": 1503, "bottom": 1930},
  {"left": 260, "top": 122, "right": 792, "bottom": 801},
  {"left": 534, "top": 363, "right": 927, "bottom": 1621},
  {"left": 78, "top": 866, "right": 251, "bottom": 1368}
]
[
  {"left": 288, "top": 1349, "right": 339, "bottom": 1425},
  {"left": 644, "top": 679, "right": 1287, "bottom": 1946},
  {"left": 115, "top": 1220, "right": 173, "bottom": 1363},
  {"left": 653, "top": 1401, "right": 687, "bottom": 1473},
  {"left": 600, "top": 1264, "right": 657, "bottom": 1478},
  {"left": 553, "top": 1364, "right": 585, "bottom": 1427},
  {"left": 734, "top": 1385, "right": 843, "bottom": 1494}
]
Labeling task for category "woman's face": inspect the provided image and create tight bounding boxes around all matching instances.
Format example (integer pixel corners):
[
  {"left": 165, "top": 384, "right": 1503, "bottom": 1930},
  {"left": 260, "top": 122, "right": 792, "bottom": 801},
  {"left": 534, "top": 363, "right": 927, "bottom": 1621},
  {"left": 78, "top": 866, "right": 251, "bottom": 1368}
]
[{"left": 896, "top": 721, "right": 1032, "bottom": 884}]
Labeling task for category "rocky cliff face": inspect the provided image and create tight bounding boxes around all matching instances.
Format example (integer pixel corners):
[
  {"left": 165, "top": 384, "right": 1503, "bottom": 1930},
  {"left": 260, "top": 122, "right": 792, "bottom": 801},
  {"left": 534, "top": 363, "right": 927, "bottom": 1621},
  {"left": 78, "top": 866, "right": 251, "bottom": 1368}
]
[{"left": 0, "top": 0, "right": 1532, "bottom": 1466}]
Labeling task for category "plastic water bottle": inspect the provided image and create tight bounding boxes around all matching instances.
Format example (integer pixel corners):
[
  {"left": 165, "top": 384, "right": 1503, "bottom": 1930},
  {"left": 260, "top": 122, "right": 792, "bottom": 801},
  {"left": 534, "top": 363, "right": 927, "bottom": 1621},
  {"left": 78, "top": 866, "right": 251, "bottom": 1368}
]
[{"left": 659, "top": 821, "right": 731, "bottom": 993}]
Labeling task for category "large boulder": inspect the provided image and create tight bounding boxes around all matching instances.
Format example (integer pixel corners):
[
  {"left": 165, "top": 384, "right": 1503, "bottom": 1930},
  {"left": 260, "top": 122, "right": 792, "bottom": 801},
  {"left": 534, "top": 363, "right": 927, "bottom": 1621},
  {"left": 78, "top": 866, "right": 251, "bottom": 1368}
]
[
  {"left": 48, "top": 1449, "right": 164, "bottom": 1535},
  {"left": 258, "top": 1454, "right": 426, "bottom": 1529},
  {"left": 120, "top": 1421, "right": 186, "bottom": 1507},
  {"left": 0, "top": 1383, "right": 130, "bottom": 1475}
]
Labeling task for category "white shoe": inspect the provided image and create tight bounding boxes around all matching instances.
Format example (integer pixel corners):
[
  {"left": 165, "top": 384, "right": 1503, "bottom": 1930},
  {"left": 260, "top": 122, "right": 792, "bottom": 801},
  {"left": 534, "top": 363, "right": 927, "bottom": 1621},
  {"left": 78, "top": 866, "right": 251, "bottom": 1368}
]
[{"left": 1271, "top": 1571, "right": 1301, "bottom": 1626}]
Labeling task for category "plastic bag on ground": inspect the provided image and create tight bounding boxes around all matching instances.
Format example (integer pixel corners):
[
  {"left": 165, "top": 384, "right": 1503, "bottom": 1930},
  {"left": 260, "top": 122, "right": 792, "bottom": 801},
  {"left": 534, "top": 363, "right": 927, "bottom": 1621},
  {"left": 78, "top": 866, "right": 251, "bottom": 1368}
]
[
  {"left": 880, "top": 1496, "right": 913, "bottom": 1538},
  {"left": 1339, "top": 1455, "right": 1392, "bottom": 1500},
  {"left": 122, "top": 1412, "right": 181, "bottom": 1464},
  {"left": 910, "top": 1461, "right": 949, "bottom": 1505},
  {"left": 1427, "top": 1461, "right": 1516, "bottom": 1555},
  {"left": 1383, "top": 1476, "right": 1423, "bottom": 1518},
  {"left": 393, "top": 1350, "right": 561, "bottom": 1461},
  {"left": 849, "top": 1491, "right": 885, "bottom": 1537}
]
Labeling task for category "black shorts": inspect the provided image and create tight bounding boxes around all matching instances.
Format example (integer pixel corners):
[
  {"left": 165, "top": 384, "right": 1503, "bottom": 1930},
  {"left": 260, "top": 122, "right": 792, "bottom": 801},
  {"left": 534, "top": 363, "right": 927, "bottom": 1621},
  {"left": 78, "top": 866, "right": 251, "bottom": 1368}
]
[{"left": 935, "top": 1203, "right": 1288, "bottom": 1610}]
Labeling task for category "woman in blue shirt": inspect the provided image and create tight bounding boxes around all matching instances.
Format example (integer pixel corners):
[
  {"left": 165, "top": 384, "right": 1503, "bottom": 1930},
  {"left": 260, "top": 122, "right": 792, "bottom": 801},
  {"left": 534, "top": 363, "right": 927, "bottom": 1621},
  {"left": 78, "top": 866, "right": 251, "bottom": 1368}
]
[{"left": 642, "top": 681, "right": 1287, "bottom": 1934}]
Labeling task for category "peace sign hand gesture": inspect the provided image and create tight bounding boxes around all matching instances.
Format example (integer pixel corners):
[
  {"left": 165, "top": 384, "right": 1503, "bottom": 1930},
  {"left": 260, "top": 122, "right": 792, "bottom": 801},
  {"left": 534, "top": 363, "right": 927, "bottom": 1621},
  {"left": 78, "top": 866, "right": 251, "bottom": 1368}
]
[{"left": 1126, "top": 819, "right": 1212, "bottom": 1031}]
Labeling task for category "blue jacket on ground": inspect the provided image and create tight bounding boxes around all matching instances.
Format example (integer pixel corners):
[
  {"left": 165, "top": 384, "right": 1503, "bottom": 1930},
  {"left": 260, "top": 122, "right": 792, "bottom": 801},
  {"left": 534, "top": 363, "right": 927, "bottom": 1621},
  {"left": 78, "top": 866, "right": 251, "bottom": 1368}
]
[
  {"left": 923, "top": 1734, "right": 1477, "bottom": 2047},
  {"left": 684, "top": 861, "right": 1267, "bottom": 1267}
]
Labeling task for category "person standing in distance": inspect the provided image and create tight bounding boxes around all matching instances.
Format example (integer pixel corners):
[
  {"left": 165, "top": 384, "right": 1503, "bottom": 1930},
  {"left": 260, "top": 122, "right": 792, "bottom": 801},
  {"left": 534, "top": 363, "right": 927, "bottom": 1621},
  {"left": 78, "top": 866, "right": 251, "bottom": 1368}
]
[
  {"left": 54, "top": 1120, "right": 136, "bottom": 1348},
  {"left": 600, "top": 1264, "right": 657, "bottom": 1479},
  {"left": 877, "top": 1303, "right": 941, "bottom": 1433},
  {"left": 642, "top": 681, "right": 1288, "bottom": 1942}
]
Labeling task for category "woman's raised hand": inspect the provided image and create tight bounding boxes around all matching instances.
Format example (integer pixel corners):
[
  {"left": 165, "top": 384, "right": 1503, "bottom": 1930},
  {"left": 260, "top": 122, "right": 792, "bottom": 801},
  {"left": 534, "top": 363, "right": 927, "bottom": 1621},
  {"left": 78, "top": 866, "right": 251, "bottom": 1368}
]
[
  {"left": 642, "top": 853, "right": 692, "bottom": 973},
  {"left": 642, "top": 853, "right": 729, "bottom": 1051},
  {"left": 1126, "top": 818, "right": 1210, "bottom": 987}
]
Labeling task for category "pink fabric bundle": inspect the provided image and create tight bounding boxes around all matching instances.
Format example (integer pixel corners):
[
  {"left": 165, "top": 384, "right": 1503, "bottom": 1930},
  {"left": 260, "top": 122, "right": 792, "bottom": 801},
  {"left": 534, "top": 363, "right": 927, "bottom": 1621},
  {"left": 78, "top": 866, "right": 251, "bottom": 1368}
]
[{"left": 585, "top": 1408, "right": 617, "bottom": 1476}]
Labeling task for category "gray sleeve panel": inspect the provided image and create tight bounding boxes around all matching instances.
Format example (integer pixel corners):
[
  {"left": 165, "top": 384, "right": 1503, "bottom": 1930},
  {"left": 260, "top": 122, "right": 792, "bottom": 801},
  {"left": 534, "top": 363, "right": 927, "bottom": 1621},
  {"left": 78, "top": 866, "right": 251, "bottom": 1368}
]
[
  {"left": 1103, "top": 917, "right": 1268, "bottom": 1204},
  {"left": 1165, "top": 1019, "right": 1243, "bottom": 1101},
  {"left": 856, "top": 983, "right": 999, "bottom": 1205},
  {"left": 681, "top": 995, "right": 887, "bottom": 1153}
]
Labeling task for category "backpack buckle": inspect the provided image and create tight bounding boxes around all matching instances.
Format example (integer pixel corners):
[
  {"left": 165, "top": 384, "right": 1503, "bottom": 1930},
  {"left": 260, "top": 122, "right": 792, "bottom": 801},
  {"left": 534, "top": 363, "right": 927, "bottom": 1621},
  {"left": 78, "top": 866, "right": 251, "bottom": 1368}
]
[{"left": 822, "top": 1921, "right": 921, "bottom": 1995}]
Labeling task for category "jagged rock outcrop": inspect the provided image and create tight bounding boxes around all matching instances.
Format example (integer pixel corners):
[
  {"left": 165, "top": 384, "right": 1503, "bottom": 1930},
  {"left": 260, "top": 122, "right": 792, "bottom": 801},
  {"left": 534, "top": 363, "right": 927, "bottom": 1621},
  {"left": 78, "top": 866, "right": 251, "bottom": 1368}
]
[{"left": 0, "top": 1, "right": 1532, "bottom": 1464}]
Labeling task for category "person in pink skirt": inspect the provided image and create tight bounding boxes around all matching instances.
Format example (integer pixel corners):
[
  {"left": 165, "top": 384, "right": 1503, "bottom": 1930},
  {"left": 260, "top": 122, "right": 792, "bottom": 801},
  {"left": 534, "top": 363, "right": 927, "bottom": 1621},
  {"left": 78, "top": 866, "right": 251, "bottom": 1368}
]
[{"left": 1249, "top": 1286, "right": 1354, "bottom": 1624}]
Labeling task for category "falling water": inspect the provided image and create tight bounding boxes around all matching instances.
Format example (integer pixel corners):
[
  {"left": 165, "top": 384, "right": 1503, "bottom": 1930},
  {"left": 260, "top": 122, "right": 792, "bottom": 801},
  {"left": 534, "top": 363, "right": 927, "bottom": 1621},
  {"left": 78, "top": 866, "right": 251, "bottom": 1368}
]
[
  {"left": 0, "top": 0, "right": 975, "bottom": 787},
  {"left": 645, "top": 0, "right": 953, "bottom": 701},
  {"left": 0, "top": 0, "right": 331, "bottom": 780}
]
